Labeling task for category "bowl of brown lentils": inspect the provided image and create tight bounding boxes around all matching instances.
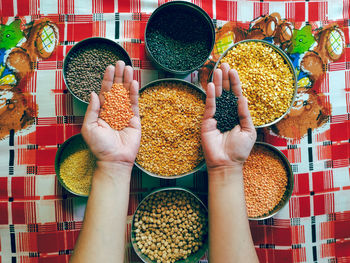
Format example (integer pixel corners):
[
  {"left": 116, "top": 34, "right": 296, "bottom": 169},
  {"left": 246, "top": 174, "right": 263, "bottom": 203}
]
[
  {"left": 131, "top": 188, "right": 208, "bottom": 263},
  {"left": 135, "top": 79, "right": 206, "bottom": 179},
  {"left": 213, "top": 39, "right": 298, "bottom": 128},
  {"left": 63, "top": 37, "right": 132, "bottom": 104}
]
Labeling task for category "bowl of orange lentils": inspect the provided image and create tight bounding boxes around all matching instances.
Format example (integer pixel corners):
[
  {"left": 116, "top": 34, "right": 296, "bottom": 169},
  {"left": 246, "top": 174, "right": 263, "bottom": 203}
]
[{"left": 243, "top": 141, "right": 294, "bottom": 220}]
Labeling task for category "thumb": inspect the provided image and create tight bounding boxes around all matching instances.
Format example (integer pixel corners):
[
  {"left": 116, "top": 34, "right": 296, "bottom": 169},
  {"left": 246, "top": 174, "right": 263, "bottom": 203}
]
[{"left": 83, "top": 92, "right": 100, "bottom": 126}]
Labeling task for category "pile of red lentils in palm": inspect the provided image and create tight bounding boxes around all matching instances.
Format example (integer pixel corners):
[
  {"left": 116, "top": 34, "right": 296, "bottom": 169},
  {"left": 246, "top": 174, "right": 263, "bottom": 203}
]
[
  {"left": 100, "top": 83, "right": 134, "bottom": 130},
  {"left": 243, "top": 144, "right": 288, "bottom": 218}
]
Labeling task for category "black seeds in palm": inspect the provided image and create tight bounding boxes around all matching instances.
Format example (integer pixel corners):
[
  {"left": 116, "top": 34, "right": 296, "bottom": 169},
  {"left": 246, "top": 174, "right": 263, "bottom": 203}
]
[{"left": 214, "top": 90, "right": 239, "bottom": 133}]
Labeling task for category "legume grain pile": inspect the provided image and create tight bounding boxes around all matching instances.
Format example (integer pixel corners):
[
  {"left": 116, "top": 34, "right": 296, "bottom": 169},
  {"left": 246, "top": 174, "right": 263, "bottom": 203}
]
[
  {"left": 59, "top": 140, "right": 96, "bottom": 196},
  {"left": 243, "top": 144, "right": 288, "bottom": 218},
  {"left": 133, "top": 190, "right": 208, "bottom": 262},
  {"left": 146, "top": 7, "right": 212, "bottom": 71},
  {"left": 214, "top": 89, "right": 239, "bottom": 133},
  {"left": 100, "top": 83, "right": 134, "bottom": 130},
  {"left": 219, "top": 41, "right": 295, "bottom": 126},
  {"left": 137, "top": 81, "right": 205, "bottom": 176},
  {"left": 64, "top": 42, "right": 129, "bottom": 102}
]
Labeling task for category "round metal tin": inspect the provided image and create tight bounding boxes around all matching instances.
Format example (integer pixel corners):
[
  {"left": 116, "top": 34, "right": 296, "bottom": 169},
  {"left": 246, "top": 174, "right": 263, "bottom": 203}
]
[
  {"left": 145, "top": 1, "right": 215, "bottom": 76},
  {"left": 212, "top": 39, "right": 298, "bottom": 128},
  {"left": 62, "top": 37, "right": 132, "bottom": 104},
  {"left": 131, "top": 187, "right": 208, "bottom": 263},
  {"left": 135, "top": 78, "right": 206, "bottom": 179}
]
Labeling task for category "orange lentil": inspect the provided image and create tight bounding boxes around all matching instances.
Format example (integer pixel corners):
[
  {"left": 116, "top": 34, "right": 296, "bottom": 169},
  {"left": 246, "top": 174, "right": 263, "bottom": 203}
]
[
  {"left": 243, "top": 144, "right": 288, "bottom": 218},
  {"left": 100, "top": 83, "right": 134, "bottom": 130}
]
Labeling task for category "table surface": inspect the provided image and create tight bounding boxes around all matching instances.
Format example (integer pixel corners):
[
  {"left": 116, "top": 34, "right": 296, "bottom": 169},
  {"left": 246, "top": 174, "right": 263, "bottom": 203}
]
[{"left": 0, "top": 0, "right": 349, "bottom": 262}]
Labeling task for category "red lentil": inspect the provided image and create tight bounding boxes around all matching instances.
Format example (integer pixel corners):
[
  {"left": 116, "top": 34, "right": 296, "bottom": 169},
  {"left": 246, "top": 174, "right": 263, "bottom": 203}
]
[
  {"left": 243, "top": 144, "right": 288, "bottom": 218},
  {"left": 100, "top": 83, "right": 134, "bottom": 130}
]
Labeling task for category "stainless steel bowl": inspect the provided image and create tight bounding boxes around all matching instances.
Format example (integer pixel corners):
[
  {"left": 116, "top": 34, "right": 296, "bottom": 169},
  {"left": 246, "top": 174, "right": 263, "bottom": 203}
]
[
  {"left": 131, "top": 187, "right": 208, "bottom": 263},
  {"left": 145, "top": 1, "right": 215, "bottom": 75},
  {"left": 247, "top": 141, "right": 294, "bottom": 220},
  {"left": 63, "top": 37, "right": 132, "bottom": 104},
  {"left": 212, "top": 39, "right": 298, "bottom": 128},
  {"left": 135, "top": 78, "right": 206, "bottom": 179},
  {"left": 55, "top": 133, "right": 91, "bottom": 197}
]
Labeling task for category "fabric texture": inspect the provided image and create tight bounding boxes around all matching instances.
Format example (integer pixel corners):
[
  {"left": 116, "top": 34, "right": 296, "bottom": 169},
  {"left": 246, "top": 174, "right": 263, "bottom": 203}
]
[{"left": 0, "top": 0, "right": 349, "bottom": 262}]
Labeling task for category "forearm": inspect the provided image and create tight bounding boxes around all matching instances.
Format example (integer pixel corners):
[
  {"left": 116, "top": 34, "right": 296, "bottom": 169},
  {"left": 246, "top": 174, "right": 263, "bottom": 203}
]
[
  {"left": 208, "top": 166, "right": 258, "bottom": 263},
  {"left": 70, "top": 162, "right": 132, "bottom": 263}
]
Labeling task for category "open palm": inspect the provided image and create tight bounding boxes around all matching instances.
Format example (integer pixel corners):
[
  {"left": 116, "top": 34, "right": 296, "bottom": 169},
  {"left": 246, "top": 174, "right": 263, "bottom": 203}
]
[
  {"left": 81, "top": 61, "right": 141, "bottom": 166},
  {"left": 201, "top": 63, "right": 256, "bottom": 169}
]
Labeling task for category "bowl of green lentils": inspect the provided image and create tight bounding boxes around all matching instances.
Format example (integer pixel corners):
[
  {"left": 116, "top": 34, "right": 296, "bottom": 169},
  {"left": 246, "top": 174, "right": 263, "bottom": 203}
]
[
  {"left": 63, "top": 37, "right": 132, "bottom": 104},
  {"left": 131, "top": 187, "right": 208, "bottom": 263},
  {"left": 135, "top": 78, "right": 206, "bottom": 179},
  {"left": 213, "top": 39, "right": 298, "bottom": 128}
]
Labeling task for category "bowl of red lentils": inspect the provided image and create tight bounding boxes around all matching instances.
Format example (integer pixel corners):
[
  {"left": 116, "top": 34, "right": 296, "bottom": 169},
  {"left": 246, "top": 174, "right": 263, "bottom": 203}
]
[
  {"left": 213, "top": 39, "right": 298, "bottom": 128},
  {"left": 55, "top": 133, "right": 96, "bottom": 197},
  {"left": 131, "top": 187, "right": 208, "bottom": 263},
  {"left": 243, "top": 142, "right": 294, "bottom": 220},
  {"left": 135, "top": 79, "right": 206, "bottom": 179}
]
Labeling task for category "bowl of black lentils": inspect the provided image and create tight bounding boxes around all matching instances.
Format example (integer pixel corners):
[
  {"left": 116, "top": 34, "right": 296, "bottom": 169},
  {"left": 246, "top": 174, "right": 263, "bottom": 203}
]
[
  {"left": 131, "top": 187, "right": 208, "bottom": 263},
  {"left": 63, "top": 37, "right": 132, "bottom": 104},
  {"left": 145, "top": 1, "right": 215, "bottom": 75}
]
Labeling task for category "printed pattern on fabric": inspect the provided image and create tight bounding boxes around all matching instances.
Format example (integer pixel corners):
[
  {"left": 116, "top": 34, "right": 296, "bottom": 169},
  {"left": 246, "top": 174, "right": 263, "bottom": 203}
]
[{"left": 0, "top": 1, "right": 349, "bottom": 262}]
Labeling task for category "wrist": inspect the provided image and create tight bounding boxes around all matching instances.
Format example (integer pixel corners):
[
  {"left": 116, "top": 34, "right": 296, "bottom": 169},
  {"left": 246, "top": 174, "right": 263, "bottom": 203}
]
[
  {"left": 93, "top": 161, "right": 133, "bottom": 184},
  {"left": 208, "top": 165, "right": 244, "bottom": 185}
]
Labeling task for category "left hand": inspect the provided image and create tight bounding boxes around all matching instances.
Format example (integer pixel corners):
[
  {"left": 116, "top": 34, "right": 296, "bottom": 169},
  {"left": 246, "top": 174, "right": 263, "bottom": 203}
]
[{"left": 81, "top": 61, "right": 141, "bottom": 168}]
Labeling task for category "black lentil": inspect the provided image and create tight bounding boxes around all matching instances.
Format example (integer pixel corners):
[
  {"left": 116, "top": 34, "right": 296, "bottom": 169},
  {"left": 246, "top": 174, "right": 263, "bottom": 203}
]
[
  {"left": 64, "top": 42, "right": 130, "bottom": 102},
  {"left": 146, "top": 6, "right": 213, "bottom": 71},
  {"left": 214, "top": 90, "right": 239, "bottom": 133}
]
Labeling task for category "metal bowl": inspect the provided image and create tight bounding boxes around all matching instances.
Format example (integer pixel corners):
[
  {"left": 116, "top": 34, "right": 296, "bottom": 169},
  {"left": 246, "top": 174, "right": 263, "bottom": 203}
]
[
  {"left": 145, "top": 1, "right": 215, "bottom": 75},
  {"left": 212, "top": 39, "right": 298, "bottom": 128},
  {"left": 63, "top": 37, "right": 132, "bottom": 104},
  {"left": 247, "top": 141, "right": 294, "bottom": 220},
  {"left": 135, "top": 78, "right": 206, "bottom": 179},
  {"left": 55, "top": 133, "right": 92, "bottom": 197},
  {"left": 131, "top": 187, "right": 208, "bottom": 263}
]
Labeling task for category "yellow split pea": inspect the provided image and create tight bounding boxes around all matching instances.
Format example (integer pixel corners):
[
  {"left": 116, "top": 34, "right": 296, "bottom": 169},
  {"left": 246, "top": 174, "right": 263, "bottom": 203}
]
[
  {"left": 137, "top": 82, "right": 205, "bottom": 176},
  {"left": 219, "top": 41, "right": 295, "bottom": 126}
]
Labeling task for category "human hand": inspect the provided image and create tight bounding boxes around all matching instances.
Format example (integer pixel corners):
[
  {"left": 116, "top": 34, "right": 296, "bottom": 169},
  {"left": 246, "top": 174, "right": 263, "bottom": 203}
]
[
  {"left": 201, "top": 63, "right": 256, "bottom": 170},
  {"left": 81, "top": 61, "right": 141, "bottom": 169}
]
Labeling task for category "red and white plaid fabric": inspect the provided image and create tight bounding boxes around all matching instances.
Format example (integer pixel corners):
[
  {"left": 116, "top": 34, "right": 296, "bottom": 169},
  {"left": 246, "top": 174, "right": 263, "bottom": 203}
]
[{"left": 0, "top": 0, "right": 349, "bottom": 262}]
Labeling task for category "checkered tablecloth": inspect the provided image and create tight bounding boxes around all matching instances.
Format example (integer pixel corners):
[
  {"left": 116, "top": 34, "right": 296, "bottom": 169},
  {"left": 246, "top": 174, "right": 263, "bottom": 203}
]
[{"left": 0, "top": 0, "right": 349, "bottom": 262}]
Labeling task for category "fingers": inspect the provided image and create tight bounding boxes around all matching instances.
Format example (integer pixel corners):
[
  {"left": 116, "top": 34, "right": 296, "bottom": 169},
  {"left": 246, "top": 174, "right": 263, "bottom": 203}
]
[
  {"left": 100, "top": 65, "right": 115, "bottom": 105},
  {"left": 113, "top": 60, "right": 126, "bottom": 84},
  {"left": 220, "top": 63, "right": 231, "bottom": 92},
  {"left": 237, "top": 96, "right": 255, "bottom": 133},
  {"left": 123, "top": 65, "right": 134, "bottom": 88},
  {"left": 212, "top": 68, "right": 223, "bottom": 97},
  {"left": 83, "top": 92, "right": 100, "bottom": 126},
  {"left": 129, "top": 80, "right": 140, "bottom": 117},
  {"left": 229, "top": 69, "right": 242, "bottom": 97},
  {"left": 203, "top": 82, "right": 216, "bottom": 120}
]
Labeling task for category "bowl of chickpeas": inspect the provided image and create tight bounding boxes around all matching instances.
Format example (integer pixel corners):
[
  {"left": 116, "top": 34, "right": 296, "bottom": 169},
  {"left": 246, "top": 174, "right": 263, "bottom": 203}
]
[
  {"left": 213, "top": 39, "right": 298, "bottom": 128},
  {"left": 131, "top": 187, "right": 208, "bottom": 263}
]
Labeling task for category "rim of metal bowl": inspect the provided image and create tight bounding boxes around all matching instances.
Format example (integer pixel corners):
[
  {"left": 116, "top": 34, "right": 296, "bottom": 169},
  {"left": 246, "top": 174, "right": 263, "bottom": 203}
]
[
  {"left": 62, "top": 37, "right": 133, "bottom": 104},
  {"left": 131, "top": 187, "right": 208, "bottom": 263},
  {"left": 248, "top": 141, "right": 294, "bottom": 220},
  {"left": 144, "top": 0, "right": 215, "bottom": 75},
  {"left": 54, "top": 133, "right": 89, "bottom": 197},
  {"left": 135, "top": 78, "right": 206, "bottom": 179},
  {"left": 212, "top": 39, "right": 298, "bottom": 128}
]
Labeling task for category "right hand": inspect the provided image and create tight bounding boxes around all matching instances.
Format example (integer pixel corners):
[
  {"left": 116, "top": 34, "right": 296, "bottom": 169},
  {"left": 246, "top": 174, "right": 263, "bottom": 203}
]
[{"left": 201, "top": 63, "right": 257, "bottom": 170}]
